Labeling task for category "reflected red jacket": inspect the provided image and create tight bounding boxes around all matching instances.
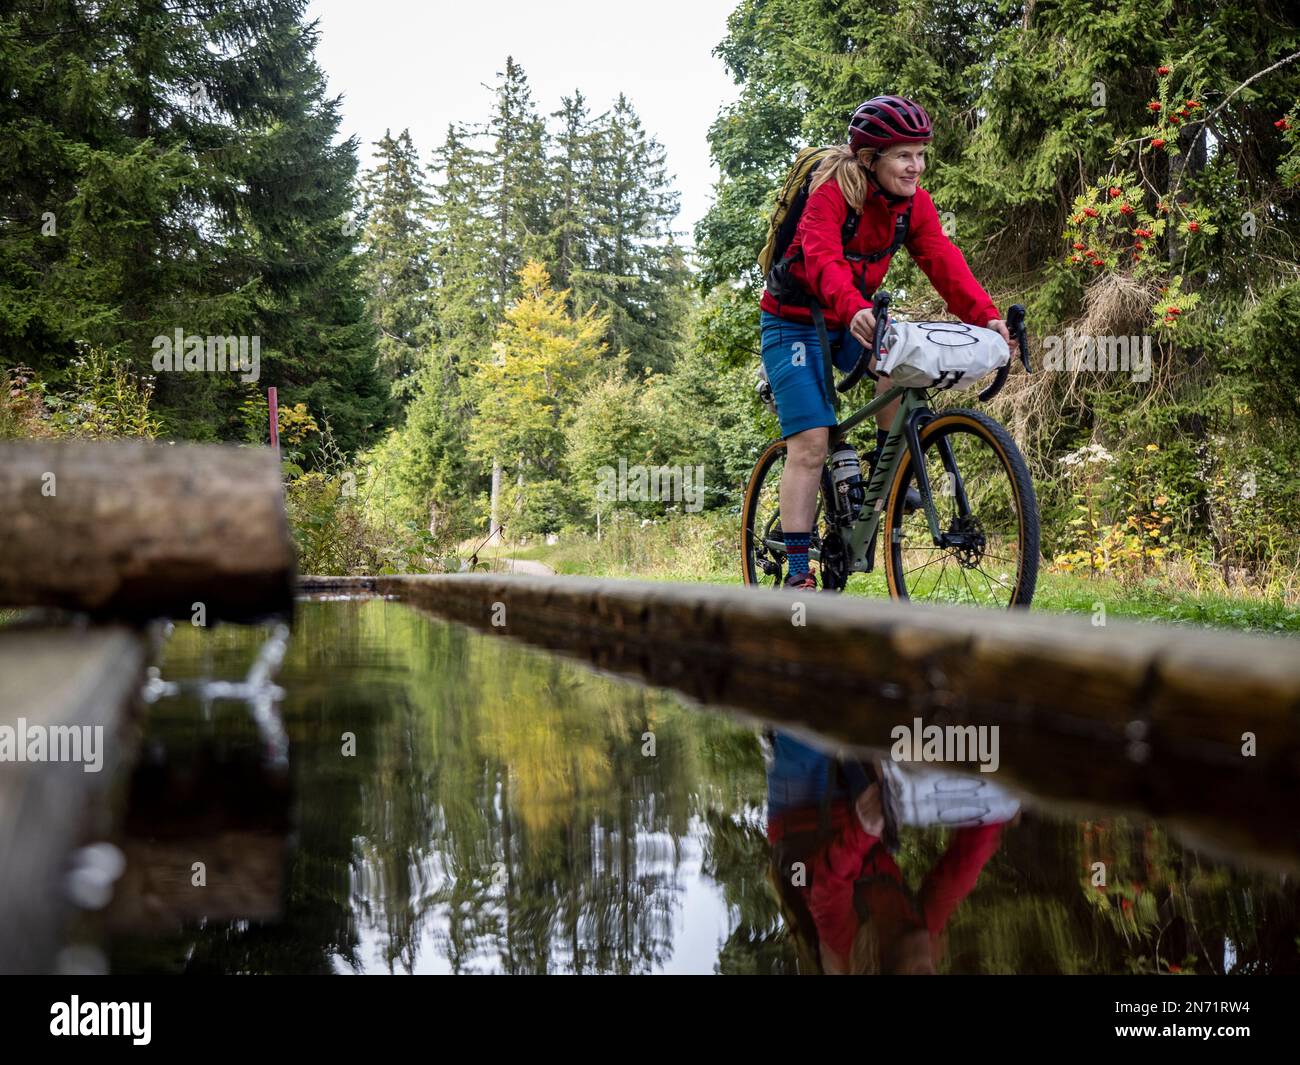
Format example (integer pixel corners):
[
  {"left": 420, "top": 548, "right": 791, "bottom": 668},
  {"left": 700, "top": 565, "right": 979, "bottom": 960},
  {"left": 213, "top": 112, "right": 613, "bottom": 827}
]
[
  {"left": 769, "top": 804, "right": 1004, "bottom": 964},
  {"left": 759, "top": 174, "right": 1000, "bottom": 330}
]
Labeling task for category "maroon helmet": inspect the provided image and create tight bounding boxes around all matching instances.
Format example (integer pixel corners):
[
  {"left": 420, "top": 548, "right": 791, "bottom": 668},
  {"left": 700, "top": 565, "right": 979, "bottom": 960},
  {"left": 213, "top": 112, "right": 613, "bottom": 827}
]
[{"left": 848, "top": 95, "right": 933, "bottom": 151}]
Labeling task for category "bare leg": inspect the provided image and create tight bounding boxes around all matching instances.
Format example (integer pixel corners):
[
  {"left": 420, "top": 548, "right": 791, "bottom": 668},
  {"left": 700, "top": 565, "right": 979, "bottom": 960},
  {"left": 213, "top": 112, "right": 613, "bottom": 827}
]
[
  {"left": 874, "top": 365, "right": 899, "bottom": 431},
  {"left": 779, "top": 426, "right": 829, "bottom": 532}
]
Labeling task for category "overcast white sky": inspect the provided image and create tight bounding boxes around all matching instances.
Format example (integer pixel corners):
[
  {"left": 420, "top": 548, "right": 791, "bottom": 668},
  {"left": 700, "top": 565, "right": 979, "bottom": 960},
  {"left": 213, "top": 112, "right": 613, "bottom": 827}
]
[{"left": 305, "top": 0, "right": 742, "bottom": 240}]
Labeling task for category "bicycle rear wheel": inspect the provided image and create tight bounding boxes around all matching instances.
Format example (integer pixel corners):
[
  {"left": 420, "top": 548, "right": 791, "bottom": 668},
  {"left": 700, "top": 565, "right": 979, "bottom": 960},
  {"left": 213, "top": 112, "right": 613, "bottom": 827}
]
[
  {"left": 883, "top": 409, "right": 1039, "bottom": 608},
  {"left": 740, "top": 439, "right": 844, "bottom": 589}
]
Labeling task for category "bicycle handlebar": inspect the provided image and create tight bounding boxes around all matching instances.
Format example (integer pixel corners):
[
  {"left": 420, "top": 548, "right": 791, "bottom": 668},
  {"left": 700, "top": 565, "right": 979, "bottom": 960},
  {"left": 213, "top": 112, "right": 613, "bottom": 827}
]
[
  {"left": 836, "top": 290, "right": 891, "bottom": 393},
  {"left": 977, "top": 303, "right": 1031, "bottom": 403},
  {"left": 833, "top": 295, "right": 1031, "bottom": 401}
]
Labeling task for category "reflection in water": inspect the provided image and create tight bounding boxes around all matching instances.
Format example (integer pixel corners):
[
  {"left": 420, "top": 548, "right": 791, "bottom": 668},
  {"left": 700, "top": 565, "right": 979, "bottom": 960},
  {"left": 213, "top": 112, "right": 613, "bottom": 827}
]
[
  {"left": 765, "top": 733, "right": 1016, "bottom": 974},
  {"left": 101, "top": 599, "right": 1299, "bottom": 975}
]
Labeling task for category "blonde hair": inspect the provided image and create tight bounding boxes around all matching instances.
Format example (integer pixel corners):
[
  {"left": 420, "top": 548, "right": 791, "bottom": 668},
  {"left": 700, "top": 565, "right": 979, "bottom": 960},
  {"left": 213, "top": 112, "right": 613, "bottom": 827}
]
[
  {"left": 810, "top": 141, "right": 933, "bottom": 212},
  {"left": 809, "top": 145, "right": 878, "bottom": 212},
  {"left": 850, "top": 920, "right": 939, "bottom": 975}
]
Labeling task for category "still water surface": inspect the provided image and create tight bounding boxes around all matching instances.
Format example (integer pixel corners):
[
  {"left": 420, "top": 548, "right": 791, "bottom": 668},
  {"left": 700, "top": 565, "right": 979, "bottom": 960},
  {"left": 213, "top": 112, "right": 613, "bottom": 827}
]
[{"left": 104, "top": 599, "right": 1298, "bottom": 975}]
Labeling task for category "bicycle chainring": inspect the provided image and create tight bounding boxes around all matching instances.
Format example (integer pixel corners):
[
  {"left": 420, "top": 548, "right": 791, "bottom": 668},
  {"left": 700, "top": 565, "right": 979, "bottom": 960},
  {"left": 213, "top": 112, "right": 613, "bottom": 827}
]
[
  {"left": 755, "top": 513, "right": 784, "bottom": 577},
  {"left": 816, "top": 529, "right": 849, "bottom": 591}
]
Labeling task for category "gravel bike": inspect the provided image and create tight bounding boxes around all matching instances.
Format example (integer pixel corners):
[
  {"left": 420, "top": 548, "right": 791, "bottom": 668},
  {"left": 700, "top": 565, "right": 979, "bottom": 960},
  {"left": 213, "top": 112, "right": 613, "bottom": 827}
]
[{"left": 741, "top": 292, "right": 1039, "bottom": 608}]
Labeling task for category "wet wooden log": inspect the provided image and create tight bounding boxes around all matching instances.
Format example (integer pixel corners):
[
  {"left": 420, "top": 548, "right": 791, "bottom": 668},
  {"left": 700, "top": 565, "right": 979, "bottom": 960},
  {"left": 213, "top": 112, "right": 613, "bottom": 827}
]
[
  {"left": 103, "top": 738, "right": 293, "bottom": 934},
  {"left": 0, "top": 441, "right": 294, "bottom": 622},
  {"left": 361, "top": 573, "right": 1300, "bottom": 870},
  {"left": 0, "top": 627, "right": 145, "bottom": 973},
  {"left": 103, "top": 834, "right": 287, "bottom": 934}
]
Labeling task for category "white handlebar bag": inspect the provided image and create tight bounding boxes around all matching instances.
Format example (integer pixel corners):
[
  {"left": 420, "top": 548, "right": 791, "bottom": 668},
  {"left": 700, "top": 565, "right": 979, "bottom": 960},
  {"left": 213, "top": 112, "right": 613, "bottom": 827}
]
[
  {"left": 878, "top": 760, "right": 1021, "bottom": 828},
  {"left": 877, "top": 319, "right": 1010, "bottom": 392}
]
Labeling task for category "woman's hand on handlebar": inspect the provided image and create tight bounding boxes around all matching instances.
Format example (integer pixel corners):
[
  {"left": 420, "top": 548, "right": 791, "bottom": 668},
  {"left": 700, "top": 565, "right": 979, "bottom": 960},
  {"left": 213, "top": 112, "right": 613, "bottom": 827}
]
[
  {"left": 855, "top": 782, "right": 885, "bottom": 838},
  {"left": 987, "top": 318, "right": 1019, "bottom": 359},
  {"left": 849, "top": 307, "right": 877, "bottom": 348}
]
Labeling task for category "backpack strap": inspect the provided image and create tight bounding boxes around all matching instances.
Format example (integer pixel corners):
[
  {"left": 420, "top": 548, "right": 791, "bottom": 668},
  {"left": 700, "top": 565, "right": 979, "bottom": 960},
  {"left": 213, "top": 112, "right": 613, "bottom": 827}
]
[
  {"left": 809, "top": 303, "right": 840, "bottom": 414},
  {"left": 851, "top": 208, "right": 910, "bottom": 265},
  {"left": 840, "top": 208, "right": 860, "bottom": 257},
  {"left": 777, "top": 204, "right": 866, "bottom": 266},
  {"left": 774, "top": 204, "right": 910, "bottom": 282}
]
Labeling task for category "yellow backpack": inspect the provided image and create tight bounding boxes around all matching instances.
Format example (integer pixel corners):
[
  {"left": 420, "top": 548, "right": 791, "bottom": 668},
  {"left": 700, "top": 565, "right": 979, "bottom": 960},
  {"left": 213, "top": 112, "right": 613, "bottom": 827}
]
[
  {"left": 758, "top": 147, "right": 843, "bottom": 276},
  {"left": 758, "top": 146, "right": 910, "bottom": 290}
]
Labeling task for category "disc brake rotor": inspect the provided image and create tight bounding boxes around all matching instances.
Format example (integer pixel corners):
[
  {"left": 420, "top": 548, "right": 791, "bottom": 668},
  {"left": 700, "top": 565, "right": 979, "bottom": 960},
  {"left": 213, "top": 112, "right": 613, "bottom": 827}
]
[{"left": 948, "top": 513, "right": 987, "bottom": 569}]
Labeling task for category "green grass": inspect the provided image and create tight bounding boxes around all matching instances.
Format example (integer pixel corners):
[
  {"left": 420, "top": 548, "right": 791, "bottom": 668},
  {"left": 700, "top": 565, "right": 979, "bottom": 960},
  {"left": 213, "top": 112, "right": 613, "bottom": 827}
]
[
  {"left": 1016, "top": 571, "right": 1300, "bottom": 634},
  {"left": 471, "top": 512, "right": 1300, "bottom": 636}
]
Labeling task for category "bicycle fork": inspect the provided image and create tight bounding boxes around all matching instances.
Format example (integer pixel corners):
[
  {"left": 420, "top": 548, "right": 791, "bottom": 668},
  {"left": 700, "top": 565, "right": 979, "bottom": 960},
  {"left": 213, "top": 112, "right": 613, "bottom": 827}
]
[{"left": 898, "top": 408, "right": 976, "bottom": 549}]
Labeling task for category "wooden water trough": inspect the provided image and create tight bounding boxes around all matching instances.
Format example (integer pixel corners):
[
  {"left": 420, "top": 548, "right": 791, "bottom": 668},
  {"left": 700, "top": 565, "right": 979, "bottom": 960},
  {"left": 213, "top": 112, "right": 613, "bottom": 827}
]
[
  {"left": 0, "top": 440, "right": 295, "bottom": 621},
  {"left": 303, "top": 573, "right": 1300, "bottom": 871},
  {"left": 3, "top": 436, "right": 1299, "bottom": 972},
  {"left": 0, "top": 441, "right": 293, "bottom": 972}
]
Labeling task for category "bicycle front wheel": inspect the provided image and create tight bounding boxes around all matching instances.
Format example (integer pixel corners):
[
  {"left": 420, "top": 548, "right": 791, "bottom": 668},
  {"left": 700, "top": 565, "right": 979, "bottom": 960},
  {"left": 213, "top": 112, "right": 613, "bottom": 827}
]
[{"left": 883, "top": 409, "right": 1039, "bottom": 608}]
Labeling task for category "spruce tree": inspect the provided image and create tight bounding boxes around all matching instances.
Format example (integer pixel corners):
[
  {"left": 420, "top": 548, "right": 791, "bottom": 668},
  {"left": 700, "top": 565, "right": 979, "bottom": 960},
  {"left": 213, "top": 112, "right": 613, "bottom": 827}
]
[
  {"left": 359, "top": 129, "right": 435, "bottom": 399},
  {"left": 480, "top": 57, "right": 551, "bottom": 310},
  {"left": 579, "top": 94, "right": 688, "bottom": 375},
  {"left": 384, "top": 121, "right": 496, "bottom": 538},
  {"left": 427, "top": 122, "right": 496, "bottom": 362},
  {"left": 0, "top": 0, "right": 385, "bottom": 451},
  {"left": 546, "top": 91, "right": 597, "bottom": 297},
  {"left": 0, "top": 0, "right": 262, "bottom": 400},
  {"left": 227, "top": 3, "right": 385, "bottom": 454}
]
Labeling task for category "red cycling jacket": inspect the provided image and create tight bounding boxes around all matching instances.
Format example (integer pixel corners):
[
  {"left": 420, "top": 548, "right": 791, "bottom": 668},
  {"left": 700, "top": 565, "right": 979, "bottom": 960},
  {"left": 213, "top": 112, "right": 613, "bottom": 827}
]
[
  {"left": 759, "top": 174, "right": 1001, "bottom": 330},
  {"left": 806, "top": 807, "right": 1004, "bottom": 965},
  {"left": 768, "top": 803, "right": 1004, "bottom": 967}
]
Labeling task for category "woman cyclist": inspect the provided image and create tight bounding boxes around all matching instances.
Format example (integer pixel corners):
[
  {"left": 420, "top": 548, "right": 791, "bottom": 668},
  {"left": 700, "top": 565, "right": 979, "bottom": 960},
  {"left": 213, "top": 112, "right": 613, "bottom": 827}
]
[{"left": 759, "top": 95, "right": 1018, "bottom": 590}]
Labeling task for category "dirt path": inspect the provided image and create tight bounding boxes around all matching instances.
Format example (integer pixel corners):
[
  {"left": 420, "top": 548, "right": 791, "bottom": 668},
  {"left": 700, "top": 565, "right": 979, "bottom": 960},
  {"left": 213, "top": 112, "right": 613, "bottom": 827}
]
[{"left": 490, "top": 558, "right": 556, "bottom": 577}]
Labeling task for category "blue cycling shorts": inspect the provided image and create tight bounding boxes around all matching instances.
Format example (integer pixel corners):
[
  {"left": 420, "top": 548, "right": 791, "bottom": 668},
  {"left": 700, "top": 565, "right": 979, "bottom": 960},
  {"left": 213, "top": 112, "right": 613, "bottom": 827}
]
[{"left": 760, "top": 310, "right": 866, "bottom": 438}]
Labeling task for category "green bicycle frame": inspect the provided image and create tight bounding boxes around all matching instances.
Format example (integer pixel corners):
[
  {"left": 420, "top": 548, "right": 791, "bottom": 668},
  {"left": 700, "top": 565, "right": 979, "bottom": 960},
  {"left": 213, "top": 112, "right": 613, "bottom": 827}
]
[
  {"left": 757, "top": 295, "right": 1029, "bottom": 579},
  {"left": 766, "top": 384, "right": 960, "bottom": 573}
]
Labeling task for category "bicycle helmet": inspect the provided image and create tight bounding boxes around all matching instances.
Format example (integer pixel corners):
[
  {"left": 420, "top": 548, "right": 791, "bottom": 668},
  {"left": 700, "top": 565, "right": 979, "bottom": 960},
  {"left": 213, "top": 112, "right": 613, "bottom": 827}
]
[{"left": 848, "top": 96, "right": 933, "bottom": 152}]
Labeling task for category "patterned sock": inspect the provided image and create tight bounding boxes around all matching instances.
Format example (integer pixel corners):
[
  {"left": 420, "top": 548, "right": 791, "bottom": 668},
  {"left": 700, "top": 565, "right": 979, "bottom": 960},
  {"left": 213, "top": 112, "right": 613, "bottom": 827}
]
[{"left": 785, "top": 531, "right": 811, "bottom": 575}]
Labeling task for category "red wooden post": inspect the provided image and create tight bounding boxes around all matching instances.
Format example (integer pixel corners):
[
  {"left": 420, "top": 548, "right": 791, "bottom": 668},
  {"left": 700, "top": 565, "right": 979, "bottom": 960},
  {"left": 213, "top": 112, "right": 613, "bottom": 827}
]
[{"left": 268, "top": 387, "right": 279, "bottom": 453}]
